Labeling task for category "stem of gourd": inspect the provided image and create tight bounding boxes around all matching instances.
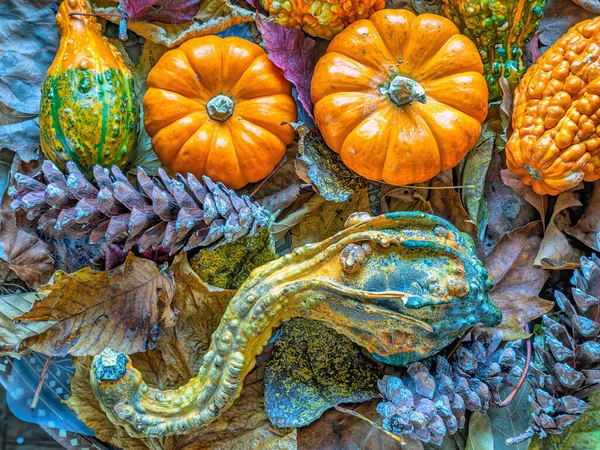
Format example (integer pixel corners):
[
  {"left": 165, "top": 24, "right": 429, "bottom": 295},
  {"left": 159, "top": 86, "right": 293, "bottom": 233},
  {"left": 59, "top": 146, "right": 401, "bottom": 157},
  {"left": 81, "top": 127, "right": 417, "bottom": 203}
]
[
  {"left": 206, "top": 95, "right": 235, "bottom": 122},
  {"left": 384, "top": 76, "right": 427, "bottom": 107}
]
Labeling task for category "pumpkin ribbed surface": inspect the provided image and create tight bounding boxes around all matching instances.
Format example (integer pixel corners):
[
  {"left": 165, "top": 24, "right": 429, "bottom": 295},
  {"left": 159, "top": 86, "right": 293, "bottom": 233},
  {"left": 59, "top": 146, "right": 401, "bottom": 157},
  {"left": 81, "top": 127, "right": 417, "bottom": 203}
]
[
  {"left": 439, "top": 0, "right": 547, "bottom": 100},
  {"left": 40, "top": 0, "right": 138, "bottom": 174},
  {"left": 259, "top": 0, "right": 385, "bottom": 40},
  {"left": 311, "top": 9, "right": 488, "bottom": 186},
  {"left": 143, "top": 36, "right": 297, "bottom": 190},
  {"left": 506, "top": 17, "right": 600, "bottom": 196}
]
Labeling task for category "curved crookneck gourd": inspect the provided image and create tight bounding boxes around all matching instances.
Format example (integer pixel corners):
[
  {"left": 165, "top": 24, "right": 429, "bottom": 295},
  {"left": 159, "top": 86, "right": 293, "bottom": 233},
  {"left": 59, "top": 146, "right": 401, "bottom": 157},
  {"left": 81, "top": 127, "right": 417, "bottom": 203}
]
[{"left": 91, "top": 212, "right": 502, "bottom": 437}]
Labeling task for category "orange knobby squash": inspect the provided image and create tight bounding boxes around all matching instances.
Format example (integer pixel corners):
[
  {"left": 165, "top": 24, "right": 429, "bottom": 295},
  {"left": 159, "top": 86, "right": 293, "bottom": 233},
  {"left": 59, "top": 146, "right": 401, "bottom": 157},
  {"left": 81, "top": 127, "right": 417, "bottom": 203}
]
[
  {"left": 144, "top": 36, "right": 297, "bottom": 190},
  {"left": 311, "top": 9, "right": 489, "bottom": 186}
]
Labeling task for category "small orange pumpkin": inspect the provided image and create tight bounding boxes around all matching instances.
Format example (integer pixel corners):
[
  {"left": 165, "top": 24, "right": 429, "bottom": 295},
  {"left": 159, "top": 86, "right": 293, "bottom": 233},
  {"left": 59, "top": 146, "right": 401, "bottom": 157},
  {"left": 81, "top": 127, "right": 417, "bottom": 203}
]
[
  {"left": 311, "top": 9, "right": 489, "bottom": 186},
  {"left": 144, "top": 36, "right": 297, "bottom": 190}
]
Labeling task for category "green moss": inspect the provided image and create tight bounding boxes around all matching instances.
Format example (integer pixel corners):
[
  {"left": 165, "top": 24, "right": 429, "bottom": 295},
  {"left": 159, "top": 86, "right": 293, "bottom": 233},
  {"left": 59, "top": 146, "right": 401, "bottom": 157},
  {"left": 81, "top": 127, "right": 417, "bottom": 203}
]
[
  {"left": 264, "top": 318, "right": 381, "bottom": 428},
  {"left": 190, "top": 227, "right": 278, "bottom": 289}
]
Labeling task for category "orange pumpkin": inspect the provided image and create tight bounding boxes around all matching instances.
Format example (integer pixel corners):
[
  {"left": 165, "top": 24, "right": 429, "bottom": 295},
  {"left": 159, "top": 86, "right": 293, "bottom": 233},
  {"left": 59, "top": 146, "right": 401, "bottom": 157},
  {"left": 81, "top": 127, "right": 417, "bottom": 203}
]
[
  {"left": 311, "top": 9, "right": 489, "bottom": 186},
  {"left": 144, "top": 36, "right": 297, "bottom": 190}
]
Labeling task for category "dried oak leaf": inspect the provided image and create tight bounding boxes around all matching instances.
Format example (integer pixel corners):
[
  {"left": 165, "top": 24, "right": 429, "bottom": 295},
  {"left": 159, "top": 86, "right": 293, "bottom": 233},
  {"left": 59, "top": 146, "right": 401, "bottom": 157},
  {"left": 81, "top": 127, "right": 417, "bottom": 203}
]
[
  {"left": 256, "top": 19, "right": 320, "bottom": 118},
  {"left": 290, "top": 189, "right": 370, "bottom": 249},
  {"left": 121, "top": 0, "right": 201, "bottom": 23},
  {"left": 0, "top": 292, "right": 55, "bottom": 358},
  {"left": 16, "top": 252, "right": 176, "bottom": 356},
  {"left": 0, "top": 190, "right": 54, "bottom": 289},
  {"left": 156, "top": 252, "right": 235, "bottom": 386},
  {"left": 271, "top": 193, "right": 326, "bottom": 241},
  {"left": 66, "top": 253, "right": 295, "bottom": 449},
  {"left": 294, "top": 124, "right": 367, "bottom": 203},
  {"left": 264, "top": 318, "right": 380, "bottom": 428},
  {"left": 379, "top": 183, "right": 432, "bottom": 214},
  {"left": 298, "top": 400, "right": 399, "bottom": 449},
  {"left": 484, "top": 152, "right": 539, "bottom": 249},
  {"left": 428, "top": 171, "right": 479, "bottom": 240},
  {"left": 501, "top": 168, "right": 548, "bottom": 228},
  {"left": 568, "top": 180, "right": 600, "bottom": 252},
  {"left": 534, "top": 183, "right": 584, "bottom": 270},
  {"left": 94, "top": 0, "right": 255, "bottom": 48},
  {"left": 480, "top": 221, "right": 553, "bottom": 340}
]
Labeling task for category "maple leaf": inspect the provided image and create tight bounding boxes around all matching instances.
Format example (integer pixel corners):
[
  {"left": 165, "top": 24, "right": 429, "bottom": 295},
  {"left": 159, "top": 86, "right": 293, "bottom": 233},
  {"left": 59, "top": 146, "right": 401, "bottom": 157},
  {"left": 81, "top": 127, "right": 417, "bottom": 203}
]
[
  {"left": 120, "top": 0, "right": 201, "bottom": 23},
  {"left": 256, "top": 18, "right": 320, "bottom": 118},
  {"left": 480, "top": 221, "right": 554, "bottom": 341},
  {"left": 16, "top": 253, "right": 176, "bottom": 356}
]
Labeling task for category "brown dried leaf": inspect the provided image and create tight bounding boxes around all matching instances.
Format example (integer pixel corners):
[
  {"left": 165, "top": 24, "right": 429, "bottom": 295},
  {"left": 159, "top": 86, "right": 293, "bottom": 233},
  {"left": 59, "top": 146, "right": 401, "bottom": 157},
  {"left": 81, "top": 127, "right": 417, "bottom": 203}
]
[
  {"left": 298, "top": 400, "right": 399, "bottom": 449},
  {"left": 290, "top": 189, "right": 370, "bottom": 249},
  {"left": 428, "top": 171, "right": 479, "bottom": 239},
  {"left": 481, "top": 221, "right": 553, "bottom": 341},
  {"left": 0, "top": 292, "right": 54, "bottom": 358},
  {"left": 484, "top": 153, "right": 539, "bottom": 249},
  {"left": 501, "top": 169, "right": 548, "bottom": 228},
  {"left": 567, "top": 180, "right": 600, "bottom": 251},
  {"left": 66, "top": 252, "right": 295, "bottom": 449},
  {"left": 0, "top": 190, "right": 54, "bottom": 289},
  {"left": 94, "top": 1, "right": 255, "bottom": 48},
  {"left": 17, "top": 253, "right": 176, "bottom": 356},
  {"left": 379, "top": 183, "right": 432, "bottom": 214},
  {"left": 534, "top": 184, "right": 585, "bottom": 270},
  {"left": 271, "top": 193, "right": 326, "bottom": 242},
  {"left": 157, "top": 252, "right": 235, "bottom": 386},
  {"left": 175, "top": 368, "right": 296, "bottom": 450}
]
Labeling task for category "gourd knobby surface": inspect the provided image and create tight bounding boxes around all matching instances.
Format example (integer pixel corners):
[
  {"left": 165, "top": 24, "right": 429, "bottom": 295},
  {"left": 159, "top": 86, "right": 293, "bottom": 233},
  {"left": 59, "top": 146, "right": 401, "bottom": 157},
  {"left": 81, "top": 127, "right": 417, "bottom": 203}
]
[
  {"left": 259, "top": 0, "right": 385, "bottom": 40},
  {"left": 438, "top": 0, "right": 547, "bottom": 100},
  {"left": 90, "top": 211, "right": 501, "bottom": 438},
  {"left": 143, "top": 36, "right": 297, "bottom": 190},
  {"left": 39, "top": 0, "right": 139, "bottom": 174},
  {"left": 507, "top": 16, "right": 600, "bottom": 195},
  {"left": 311, "top": 9, "right": 489, "bottom": 187}
]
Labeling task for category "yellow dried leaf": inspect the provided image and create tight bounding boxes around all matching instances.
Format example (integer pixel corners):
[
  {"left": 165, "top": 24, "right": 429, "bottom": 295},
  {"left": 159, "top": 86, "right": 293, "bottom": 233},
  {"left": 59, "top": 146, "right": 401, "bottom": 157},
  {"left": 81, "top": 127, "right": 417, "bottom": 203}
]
[
  {"left": 18, "top": 253, "right": 176, "bottom": 356},
  {"left": 290, "top": 189, "right": 370, "bottom": 249},
  {"left": 0, "top": 292, "right": 54, "bottom": 357},
  {"left": 66, "top": 252, "right": 296, "bottom": 449}
]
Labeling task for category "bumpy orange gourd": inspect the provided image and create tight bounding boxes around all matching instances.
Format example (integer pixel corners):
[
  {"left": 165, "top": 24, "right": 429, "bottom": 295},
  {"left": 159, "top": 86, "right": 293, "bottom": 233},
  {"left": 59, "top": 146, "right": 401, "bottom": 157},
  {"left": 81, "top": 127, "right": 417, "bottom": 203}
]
[
  {"left": 506, "top": 17, "right": 600, "bottom": 196},
  {"left": 311, "top": 9, "right": 488, "bottom": 186},
  {"left": 143, "top": 36, "right": 297, "bottom": 190},
  {"left": 259, "top": 0, "right": 385, "bottom": 40}
]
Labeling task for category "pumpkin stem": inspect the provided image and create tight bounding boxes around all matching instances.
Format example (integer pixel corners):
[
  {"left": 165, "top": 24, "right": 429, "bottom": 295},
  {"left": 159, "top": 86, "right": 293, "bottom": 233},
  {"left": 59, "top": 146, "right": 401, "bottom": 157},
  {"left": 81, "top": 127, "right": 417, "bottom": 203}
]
[
  {"left": 206, "top": 95, "right": 235, "bottom": 122},
  {"left": 383, "top": 76, "right": 427, "bottom": 107}
]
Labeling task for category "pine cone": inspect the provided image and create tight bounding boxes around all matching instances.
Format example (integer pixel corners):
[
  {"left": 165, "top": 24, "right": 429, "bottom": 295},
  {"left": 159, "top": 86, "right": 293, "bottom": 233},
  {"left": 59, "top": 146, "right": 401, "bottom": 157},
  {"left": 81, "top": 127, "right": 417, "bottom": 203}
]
[
  {"left": 509, "top": 255, "right": 600, "bottom": 444},
  {"left": 378, "top": 339, "right": 521, "bottom": 446},
  {"left": 9, "top": 161, "right": 273, "bottom": 256}
]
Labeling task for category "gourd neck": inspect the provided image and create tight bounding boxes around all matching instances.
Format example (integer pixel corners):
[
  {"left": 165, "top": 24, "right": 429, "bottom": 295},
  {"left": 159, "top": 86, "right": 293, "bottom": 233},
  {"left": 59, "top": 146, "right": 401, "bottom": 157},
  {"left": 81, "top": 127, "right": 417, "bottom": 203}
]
[
  {"left": 90, "top": 212, "right": 501, "bottom": 438},
  {"left": 206, "top": 95, "right": 234, "bottom": 122},
  {"left": 383, "top": 76, "right": 427, "bottom": 107}
]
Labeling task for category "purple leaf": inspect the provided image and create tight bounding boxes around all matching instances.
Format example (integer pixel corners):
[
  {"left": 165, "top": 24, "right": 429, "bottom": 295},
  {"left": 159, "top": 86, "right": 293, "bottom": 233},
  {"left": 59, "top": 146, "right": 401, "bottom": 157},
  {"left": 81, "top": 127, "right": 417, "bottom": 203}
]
[
  {"left": 121, "top": 0, "right": 201, "bottom": 23},
  {"left": 256, "top": 18, "right": 318, "bottom": 118}
]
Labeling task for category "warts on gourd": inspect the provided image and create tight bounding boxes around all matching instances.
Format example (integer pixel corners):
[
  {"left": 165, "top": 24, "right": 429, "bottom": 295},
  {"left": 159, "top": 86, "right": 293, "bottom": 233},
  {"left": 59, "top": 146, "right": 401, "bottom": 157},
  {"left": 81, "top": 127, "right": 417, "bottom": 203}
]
[{"left": 91, "top": 211, "right": 501, "bottom": 438}]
